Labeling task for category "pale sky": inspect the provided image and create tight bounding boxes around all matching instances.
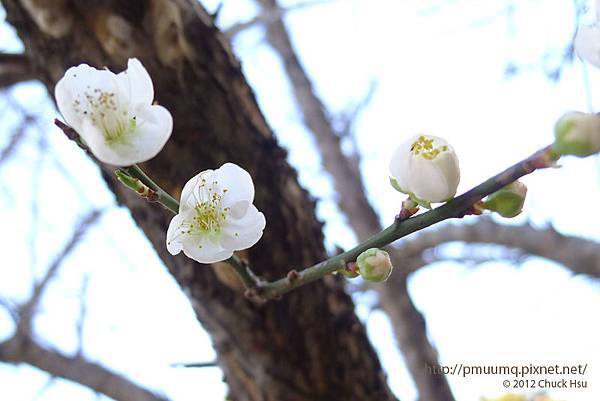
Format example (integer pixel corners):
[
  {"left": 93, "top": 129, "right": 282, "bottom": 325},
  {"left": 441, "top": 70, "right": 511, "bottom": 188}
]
[{"left": 0, "top": 1, "right": 598, "bottom": 401}]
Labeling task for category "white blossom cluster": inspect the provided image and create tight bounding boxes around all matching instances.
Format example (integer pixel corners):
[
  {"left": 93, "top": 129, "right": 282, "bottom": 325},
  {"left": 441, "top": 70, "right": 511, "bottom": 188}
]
[
  {"left": 55, "top": 59, "right": 466, "bottom": 264},
  {"left": 55, "top": 59, "right": 265, "bottom": 263}
]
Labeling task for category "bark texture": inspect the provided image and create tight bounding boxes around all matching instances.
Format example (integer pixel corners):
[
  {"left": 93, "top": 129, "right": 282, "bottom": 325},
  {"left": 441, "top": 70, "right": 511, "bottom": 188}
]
[
  {"left": 255, "top": 1, "right": 456, "bottom": 400},
  {"left": 1, "top": 1, "right": 396, "bottom": 400}
]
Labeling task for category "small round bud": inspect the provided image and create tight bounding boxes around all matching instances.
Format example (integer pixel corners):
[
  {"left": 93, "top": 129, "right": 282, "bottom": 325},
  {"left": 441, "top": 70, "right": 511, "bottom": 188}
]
[
  {"left": 356, "top": 248, "right": 393, "bottom": 282},
  {"left": 553, "top": 111, "right": 600, "bottom": 157},
  {"left": 482, "top": 181, "right": 527, "bottom": 218}
]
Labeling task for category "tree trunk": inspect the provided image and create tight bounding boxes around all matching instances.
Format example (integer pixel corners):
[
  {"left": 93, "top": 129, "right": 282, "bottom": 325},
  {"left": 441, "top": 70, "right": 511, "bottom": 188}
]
[{"left": 1, "top": 1, "right": 396, "bottom": 400}]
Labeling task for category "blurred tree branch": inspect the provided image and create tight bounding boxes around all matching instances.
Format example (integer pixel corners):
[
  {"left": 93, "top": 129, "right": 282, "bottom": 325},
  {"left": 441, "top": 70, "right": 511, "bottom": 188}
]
[
  {"left": 16, "top": 210, "right": 102, "bottom": 334},
  {"left": 0, "top": 52, "right": 36, "bottom": 88},
  {"left": 1, "top": 1, "right": 397, "bottom": 399},
  {"left": 391, "top": 219, "right": 600, "bottom": 278},
  {"left": 252, "top": 1, "right": 600, "bottom": 400},
  {"left": 0, "top": 336, "right": 170, "bottom": 401},
  {"left": 225, "top": 0, "right": 331, "bottom": 39},
  {"left": 0, "top": 113, "right": 30, "bottom": 166},
  {"left": 254, "top": 0, "right": 455, "bottom": 399},
  {"left": 0, "top": 210, "right": 168, "bottom": 401}
]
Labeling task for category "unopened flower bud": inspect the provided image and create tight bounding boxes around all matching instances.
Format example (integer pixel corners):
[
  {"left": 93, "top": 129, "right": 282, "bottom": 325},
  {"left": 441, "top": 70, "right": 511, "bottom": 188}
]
[
  {"left": 553, "top": 111, "right": 600, "bottom": 157},
  {"left": 356, "top": 248, "right": 393, "bottom": 282},
  {"left": 483, "top": 181, "right": 527, "bottom": 218}
]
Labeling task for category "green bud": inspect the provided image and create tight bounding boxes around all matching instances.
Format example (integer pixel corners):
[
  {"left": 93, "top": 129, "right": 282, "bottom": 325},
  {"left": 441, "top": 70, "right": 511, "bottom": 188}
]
[
  {"left": 115, "top": 170, "right": 157, "bottom": 201},
  {"left": 116, "top": 170, "right": 145, "bottom": 192},
  {"left": 356, "top": 248, "right": 393, "bottom": 282},
  {"left": 553, "top": 111, "right": 600, "bottom": 157},
  {"left": 483, "top": 181, "right": 527, "bottom": 218}
]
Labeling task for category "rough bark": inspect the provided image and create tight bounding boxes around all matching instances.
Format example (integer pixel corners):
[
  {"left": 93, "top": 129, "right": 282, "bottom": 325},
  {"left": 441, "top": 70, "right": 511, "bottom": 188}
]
[
  {"left": 255, "top": 1, "right": 456, "bottom": 400},
  {"left": 1, "top": 1, "right": 396, "bottom": 400}
]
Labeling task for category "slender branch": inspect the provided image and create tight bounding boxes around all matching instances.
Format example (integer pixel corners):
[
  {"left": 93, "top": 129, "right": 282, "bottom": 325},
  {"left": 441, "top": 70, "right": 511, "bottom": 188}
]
[
  {"left": 31, "top": 377, "right": 57, "bottom": 401},
  {"left": 224, "top": 0, "right": 332, "bottom": 38},
  {"left": 0, "top": 52, "right": 36, "bottom": 88},
  {"left": 0, "top": 212, "right": 168, "bottom": 401},
  {"left": 18, "top": 210, "right": 103, "bottom": 334},
  {"left": 0, "top": 336, "right": 170, "bottom": 401},
  {"left": 119, "top": 166, "right": 180, "bottom": 213},
  {"left": 171, "top": 361, "right": 218, "bottom": 368},
  {"left": 392, "top": 218, "right": 600, "bottom": 278},
  {"left": 257, "top": 0, "right": 381, "bottom": 240},
  {"left": 0, "top": 296, "right": 18, "bottom": 321},
  {"left": 256, "top": 145, "right": 558, "bottom": 299},
  {"left": 225, "top": 256, "right": 264, "bottom": 295},
  {"left": 75, "top": 274, "right": 91, "bottom": 357},
  {"left": 0, "top": 115, "right": 30, "bottom": 166},
  {"left": 53, "top": 120, "right": 179, "bottom": 213}
]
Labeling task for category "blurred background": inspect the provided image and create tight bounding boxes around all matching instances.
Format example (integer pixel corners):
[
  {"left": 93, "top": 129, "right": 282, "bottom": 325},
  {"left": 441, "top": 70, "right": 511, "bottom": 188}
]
[{"left": 0, "top": 1, "right": 598, "bottom": 400}]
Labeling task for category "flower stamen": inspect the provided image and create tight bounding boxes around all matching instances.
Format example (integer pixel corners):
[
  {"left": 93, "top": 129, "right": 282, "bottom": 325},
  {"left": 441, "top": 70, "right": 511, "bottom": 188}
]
[{"left": 410, "top": 135, "right": 449, "bottom": 160}]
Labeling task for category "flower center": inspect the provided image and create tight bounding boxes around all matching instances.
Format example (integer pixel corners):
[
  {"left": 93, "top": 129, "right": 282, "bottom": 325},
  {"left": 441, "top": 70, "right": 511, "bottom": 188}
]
[
  {"left": 193, "top": 192, "right": 227, "bottom": 234},
  {"left": 73, "top": 87, "right": 136, "bottom": 144},
  {"left": 410, "top": 135, "right": 449, "bottom": 160},
  {"left": 184, "top": 179, "right": 230, "bottom": 240}
]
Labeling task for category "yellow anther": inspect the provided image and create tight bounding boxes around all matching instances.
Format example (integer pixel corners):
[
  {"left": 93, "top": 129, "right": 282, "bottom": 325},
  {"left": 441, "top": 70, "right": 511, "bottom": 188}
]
[{"left": 410, "top": 136, "right": 448, "bottom": 160}]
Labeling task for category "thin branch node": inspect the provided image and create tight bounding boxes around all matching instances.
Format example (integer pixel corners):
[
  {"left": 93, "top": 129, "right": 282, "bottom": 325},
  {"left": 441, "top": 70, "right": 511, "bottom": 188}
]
[{"left": 286, "top": 269, "right": 300, "bottom": 283}]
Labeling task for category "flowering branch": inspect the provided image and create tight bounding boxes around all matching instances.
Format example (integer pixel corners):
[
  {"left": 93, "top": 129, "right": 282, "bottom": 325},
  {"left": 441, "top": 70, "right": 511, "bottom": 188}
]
[
  {"left": 51, "top": 57, "right": 592, "bottom": 301},
  {"left": 252, "top": 144, "right": 558, "bottom": 299},
  {"left": 56, "top": 112, "right": 563, "bottom": 301},
  {"left": 117, "top": 166, "right": 179, "bottom": 213}
]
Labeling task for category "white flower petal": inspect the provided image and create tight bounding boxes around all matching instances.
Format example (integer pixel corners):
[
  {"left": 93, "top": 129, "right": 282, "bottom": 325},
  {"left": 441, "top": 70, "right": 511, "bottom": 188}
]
[
  {"left": 389, "top": 134, "right": 460, "bottom": 203},
  {"left": 179, "top": 169, "right": 214, "bottom": 213},
  {"left": 166, "top": 211, "right": 193, "bottom": 255},
  {"left": 182, "top": 236, "right": 233, "bottom": 264},
  {"left": 389, "top": 136, "right": 414, "bottom": 192},
  {"left": 116, "top": 58, "right": 154, "bottom": 105},
  {"left": 222, "top": 206, "right": 266, "bottom": 250},
  {"left": 55, "top": 58, "right": 171, "bottom": 166},
  {"left": 408, "top": 157, "right": 451, "bottom": 202},
  {"left": 78, "top": 119, "right": 131, "bottom": 166},
  {"left": 227, "top": 200, "right": 250, "bottom": 219},
  {"left": 55, "top": 64, "right": 116, "bottom": 132},
  {"left": 168, "top": 163, "right": 265, "bottom": 264},
  {"left": 218, "top": 162, "right": 255, "bottom": 207},
  {"left": 127, "top": 104, "right": 173, "bottom": 163}
]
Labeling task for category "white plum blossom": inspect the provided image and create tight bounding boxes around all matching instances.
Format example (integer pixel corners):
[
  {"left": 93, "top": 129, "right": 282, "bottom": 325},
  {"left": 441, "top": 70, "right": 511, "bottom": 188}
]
[
  {"left": 574, "top": 0, "right": 600, "bottom": 68},
  {"left": 55, "top": 58, "right": 172, "bottom": 166},
  {"left": 389, "top": 134, "right": 460, "bottom": 205},
  {"left": 166, "top": 163, "right": 266, "bottom": 264}
]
